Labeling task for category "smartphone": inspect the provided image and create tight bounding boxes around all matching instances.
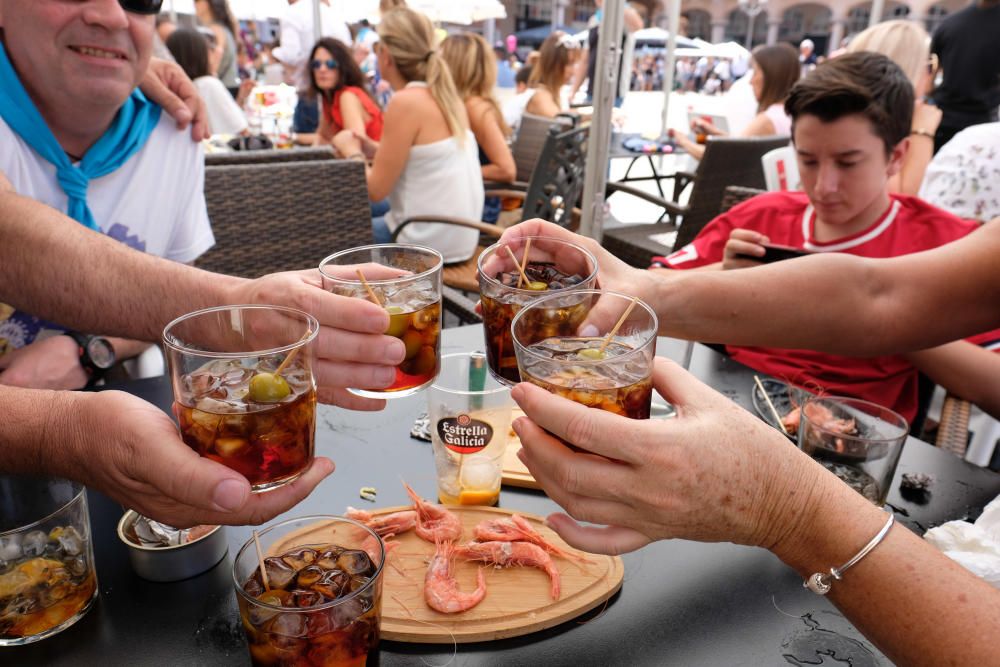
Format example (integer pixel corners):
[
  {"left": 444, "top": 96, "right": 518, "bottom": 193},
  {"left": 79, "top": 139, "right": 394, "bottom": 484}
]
[{"left": 735, "top": 243, "right": 812, "bottom": 264}]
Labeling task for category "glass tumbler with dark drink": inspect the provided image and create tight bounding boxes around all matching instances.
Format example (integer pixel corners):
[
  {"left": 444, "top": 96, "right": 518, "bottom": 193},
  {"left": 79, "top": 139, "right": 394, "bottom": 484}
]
[
  {"left": 478, "top": 237, "right": 598, "bottom": 386},
  {"left": 233, "top": 516, "right": 385, "bottom": 667},
  {"left": 163, "top": 305, "right": 319, "bottom": 492},
  {"left": 511, "top": 290, "right": 658, "bottom": 419},
  {"left": 320, "top": 244, "right": 443, "bottom": 398}
]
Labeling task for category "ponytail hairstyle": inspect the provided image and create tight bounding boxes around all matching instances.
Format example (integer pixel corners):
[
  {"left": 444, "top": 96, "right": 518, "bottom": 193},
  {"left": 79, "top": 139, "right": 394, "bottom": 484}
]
[
  {"left": 440, "top": 32, "right": 510, "bottom": 137},
  {"left": 377, "top": 7, "right": 467, "bottom": 143},
  {"left": 529, "top": 31, "right": 579, "bottom": 103}
]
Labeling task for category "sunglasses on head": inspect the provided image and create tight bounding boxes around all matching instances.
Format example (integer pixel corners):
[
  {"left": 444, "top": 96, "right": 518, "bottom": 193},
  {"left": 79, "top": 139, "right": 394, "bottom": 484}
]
[
  {"left": 311, "top": 59, "right": 339, "bottom": 70},
  {"left": 119, "top": 0, "right": 164, "bottom": 15}
]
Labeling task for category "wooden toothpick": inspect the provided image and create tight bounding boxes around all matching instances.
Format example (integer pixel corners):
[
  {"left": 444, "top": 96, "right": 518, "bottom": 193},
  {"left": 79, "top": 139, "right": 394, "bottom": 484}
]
[
  {"left": 598, "top": 297, "right": 639, "bottom": 354},
  {"left": 272, "top": 329, "right": 312, "bottom": 377},
  {"left": 505, "top": 246, "right": 530, "bottom": 288},
  {"left": 754, "top": 375, "right": 789, "bottom": 435},
  {"left": 355, "top": 268, "right": 383, "bottom": 306},
  {"left": 519, "top": 239, "right": 533, "bottom": 288},
  {"left": 253, "top": 530, "right": 271, "bottom": 591}
]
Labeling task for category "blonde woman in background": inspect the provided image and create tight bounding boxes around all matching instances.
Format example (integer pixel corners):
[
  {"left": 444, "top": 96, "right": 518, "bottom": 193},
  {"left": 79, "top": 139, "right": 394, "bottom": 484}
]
[
  {"left": 524, "top": 32, "right": 580, "bottom": 118},
  {"left": 332, "top": 8, "right": 483, "bottom": 263},
  {"left": 847, "top": 20, "right": 942, "bottom": 196},
  {"left": 440, "top": 33, "right": 516, "bottom": 184},
  {"left": 440, "top": 33, "right": 516, "bottom": 225}
]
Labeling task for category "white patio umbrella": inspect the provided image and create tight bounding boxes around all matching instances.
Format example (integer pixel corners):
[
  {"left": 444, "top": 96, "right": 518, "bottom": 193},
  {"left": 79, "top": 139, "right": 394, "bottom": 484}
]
[{"left": 407, "top": 0, "right": 506, "bottom": 25}]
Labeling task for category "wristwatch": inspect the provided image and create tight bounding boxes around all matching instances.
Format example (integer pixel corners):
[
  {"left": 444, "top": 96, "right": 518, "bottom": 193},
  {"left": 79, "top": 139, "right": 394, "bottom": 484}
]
[{"left": 64, "top": 331, "right": 116, "bottom": 387}]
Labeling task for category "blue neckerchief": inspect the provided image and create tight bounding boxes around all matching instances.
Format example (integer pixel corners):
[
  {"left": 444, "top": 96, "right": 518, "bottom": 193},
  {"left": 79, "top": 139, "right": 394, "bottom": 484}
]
[{"left": 0, "top": 42, "right": 162, "bottom": 230}]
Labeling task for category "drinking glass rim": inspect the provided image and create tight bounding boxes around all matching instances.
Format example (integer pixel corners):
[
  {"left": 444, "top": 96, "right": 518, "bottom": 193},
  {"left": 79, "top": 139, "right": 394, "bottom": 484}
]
[
  {"left": 0, "top": 478, "right": 86, "bottom": 538},
  {"left": 318, "top": 243, "right": 443, "bottom": 285},
  {"left": 161, "top": 304, "right": 319, "bottom": 359},
  {"left": 800, "top": 395, "right": 908, "bottom": 442},
  {"left": 477, "top": 236, "right": 599, "bottom": 294},
  {"left": 431, "top": 352, "right": 512, "bottom": 397},
  {"left": 232, "top": 514, "right": 386, "bottom": 612},
  {"left": 510, "top": 289, "right": 658, "bottom": 366}
]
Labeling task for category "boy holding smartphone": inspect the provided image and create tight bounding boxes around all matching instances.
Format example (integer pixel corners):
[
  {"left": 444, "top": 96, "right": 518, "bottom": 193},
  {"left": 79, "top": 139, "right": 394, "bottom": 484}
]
[{"left": 656, "top": 52, "right": 988, "bottom": 424}]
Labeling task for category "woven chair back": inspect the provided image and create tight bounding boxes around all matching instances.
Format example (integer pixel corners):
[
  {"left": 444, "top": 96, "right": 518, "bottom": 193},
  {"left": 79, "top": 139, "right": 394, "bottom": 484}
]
[
  {"left": 520, "top": 124, "right": 589, "bottom": 230},
  {"left": 205, "top": 146, "right": 336, "bottom": 167},
  {"left": 512, "top": 113, "right": 573, "bottom": 183},
  {"left": 197, "top": 160, "right": 372, "bottom": 278}
]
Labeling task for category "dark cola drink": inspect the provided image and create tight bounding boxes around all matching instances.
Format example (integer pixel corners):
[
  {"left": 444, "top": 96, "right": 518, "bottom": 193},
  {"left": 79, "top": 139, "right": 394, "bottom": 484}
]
[
  {"left": 239, "top": 543, "right": 381, "bottom": 667},
  {"left": 517, "top": 337, "right": 653, "bottom": 418}
]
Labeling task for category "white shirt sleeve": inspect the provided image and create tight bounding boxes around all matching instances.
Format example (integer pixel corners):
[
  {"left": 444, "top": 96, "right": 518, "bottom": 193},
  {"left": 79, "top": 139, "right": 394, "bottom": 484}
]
[{"left": 272, "top": 14, "right": 306, "bottom": 70}]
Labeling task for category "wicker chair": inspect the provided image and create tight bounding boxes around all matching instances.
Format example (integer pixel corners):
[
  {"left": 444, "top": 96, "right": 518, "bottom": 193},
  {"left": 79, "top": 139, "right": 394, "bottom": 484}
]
[
  {"left": 197, "top": 159, "right": 371, "bottom": 278},
  {"left": 394, "top": 124, "right": 591, "bottom": 325},
  {"left": 601, "top": 135, "right": 791, "bottom": 267},
  {"left": 502, "top": 113, "right": 575, "bottom": 189},
  {"left": 204, "top": 146, "right": 336, "bottom": 167}
]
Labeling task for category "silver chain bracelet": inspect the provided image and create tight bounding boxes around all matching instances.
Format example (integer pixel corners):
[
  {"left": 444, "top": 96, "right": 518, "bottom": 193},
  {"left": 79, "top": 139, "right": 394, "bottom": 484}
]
[{"left": 804, "top": 508, "right": 895, "bottom": 595}]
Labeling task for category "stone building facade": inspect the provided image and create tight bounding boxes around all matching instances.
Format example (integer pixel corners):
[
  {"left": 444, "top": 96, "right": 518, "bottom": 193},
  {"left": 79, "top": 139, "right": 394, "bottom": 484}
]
[{"left": 497, "top": 0, "right": 970, "bottom": 54}]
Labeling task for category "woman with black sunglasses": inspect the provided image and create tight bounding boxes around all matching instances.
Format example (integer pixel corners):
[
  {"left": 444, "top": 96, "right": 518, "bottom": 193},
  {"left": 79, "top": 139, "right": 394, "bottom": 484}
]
[{"left": 309, "top": 38, "right": 384, "bottom": 149}]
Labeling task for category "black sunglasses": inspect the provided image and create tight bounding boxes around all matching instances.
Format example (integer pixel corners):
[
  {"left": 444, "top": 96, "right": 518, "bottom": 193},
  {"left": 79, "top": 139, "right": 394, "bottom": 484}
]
[
  {"left": 119, "top": 0, "right": 164, "bottom": 15},
  {"left": 311, "top": 59, "right": 339, "bottom": 71}
]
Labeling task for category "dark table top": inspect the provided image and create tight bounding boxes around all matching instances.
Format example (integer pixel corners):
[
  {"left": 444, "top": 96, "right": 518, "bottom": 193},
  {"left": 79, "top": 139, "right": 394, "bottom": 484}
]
[{"left": 12, "top": 327, "right": 1000, "bottom": 666}]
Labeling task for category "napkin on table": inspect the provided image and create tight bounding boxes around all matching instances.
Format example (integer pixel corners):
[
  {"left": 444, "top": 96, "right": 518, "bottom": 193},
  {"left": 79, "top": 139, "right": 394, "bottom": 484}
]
[{"left": 924, "top": 494, "right": 1000, "bottom": 588}]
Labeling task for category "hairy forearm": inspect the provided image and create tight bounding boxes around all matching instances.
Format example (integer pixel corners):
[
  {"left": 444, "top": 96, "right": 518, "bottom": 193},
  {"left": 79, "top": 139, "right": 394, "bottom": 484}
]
[
  {"left": 774, "top": 474, "right": 1000, "bottom": 666},
  {"left": 0, "top": 386, "right": 83, "bottom": 477},
  {"left": 650, "top": 225, "right": 1000, "bottom": 354},
  {"left": 1, "top": 192, "right": 244, "bottom": 342}
]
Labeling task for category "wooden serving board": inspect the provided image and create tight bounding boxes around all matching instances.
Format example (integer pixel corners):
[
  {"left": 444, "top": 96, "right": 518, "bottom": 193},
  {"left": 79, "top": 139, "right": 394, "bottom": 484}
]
[
  {"left": 280, "top": 506, "right": 623, "bottom": 643},
  {"left": 501, "top": 408, "right": 540, "bottom": 489}
]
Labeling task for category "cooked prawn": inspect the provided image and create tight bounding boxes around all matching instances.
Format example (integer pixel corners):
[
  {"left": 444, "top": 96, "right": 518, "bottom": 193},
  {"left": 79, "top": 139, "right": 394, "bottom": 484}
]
[
  {"left": 424, "top": 541, "right": 487, "bottom": 613},
  {"left": 403, "top": 482, "right": 463, "bottom": 543},
  {"left": 454, "top": 541, "right": 561, "bottom": 600},
  {"left": 473, "top": 515, "right": 591, "bottom": 565},
  {"left": 346, "top": 506, "right": 418, "bottom": 538}
]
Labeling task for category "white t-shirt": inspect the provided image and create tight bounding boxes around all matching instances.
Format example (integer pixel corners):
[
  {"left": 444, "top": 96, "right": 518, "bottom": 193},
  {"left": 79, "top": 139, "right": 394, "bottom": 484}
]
[
  {"left": 272, "top": 0, "right": 352, "bottom": 93},
  {"left": 196, "top": 76, "right": 248, "bottom": 136},
  {"left": 0, "top": 113, "right": 214, "bottom": 349},
  {"left": 919, "top": 122, "right": 1000, "bottom": 223},
  {"left": 385, "top": 130, "right": 484, "bottom": 264}
]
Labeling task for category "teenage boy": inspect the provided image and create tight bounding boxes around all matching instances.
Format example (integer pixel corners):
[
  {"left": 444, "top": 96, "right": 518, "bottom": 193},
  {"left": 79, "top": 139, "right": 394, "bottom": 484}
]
[{"left": 659, "top": 52, "right": 990, "bottom": 424}]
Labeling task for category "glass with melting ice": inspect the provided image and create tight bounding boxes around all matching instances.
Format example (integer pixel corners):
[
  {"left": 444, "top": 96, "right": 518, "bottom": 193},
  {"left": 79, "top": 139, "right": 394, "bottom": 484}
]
[
  {"left": 320, "top": 244, "right": 443, "bottom": 398},
  {"left": 511, "top": 290, "right": 658, "bottom": 419},
  {"left": 163, "top": 305, "right": 319, "bottom": 491},
  {"left": 477, "top": 237, "right": 599, "bottom": 386},
  {"left": 0, "top": 476, "right": 97, "bottom": 645},
  {"left": 233, "top": 516, "right": 385, "bottom": 666}
]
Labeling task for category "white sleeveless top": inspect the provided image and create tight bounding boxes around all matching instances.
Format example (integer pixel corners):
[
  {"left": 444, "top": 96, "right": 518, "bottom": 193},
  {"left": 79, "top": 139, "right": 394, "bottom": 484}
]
[
  {"left": 385, "top": 83, "right": 484, "bottom": 263},
  {"left": 763, "top": 103, "right": 792, "bottom": 137}
]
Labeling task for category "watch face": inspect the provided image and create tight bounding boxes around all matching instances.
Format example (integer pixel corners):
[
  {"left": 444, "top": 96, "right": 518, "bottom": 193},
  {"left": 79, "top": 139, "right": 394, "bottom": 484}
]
[{"left": 86, "top": 338, "right": 116, "bottom": 369}]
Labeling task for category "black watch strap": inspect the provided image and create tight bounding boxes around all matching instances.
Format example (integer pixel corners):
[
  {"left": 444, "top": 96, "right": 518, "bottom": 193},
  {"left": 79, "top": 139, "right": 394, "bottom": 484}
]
[{"left": 64, "top": 331, "right": 114, "bottom": 387}]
